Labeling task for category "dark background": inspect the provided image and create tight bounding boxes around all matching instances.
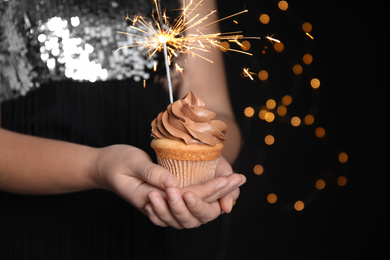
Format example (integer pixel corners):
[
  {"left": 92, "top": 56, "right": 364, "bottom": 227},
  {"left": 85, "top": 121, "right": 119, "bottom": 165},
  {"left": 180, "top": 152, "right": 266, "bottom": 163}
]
[{"left": 217, "top": 0, "right": 387, "bottom": 259}]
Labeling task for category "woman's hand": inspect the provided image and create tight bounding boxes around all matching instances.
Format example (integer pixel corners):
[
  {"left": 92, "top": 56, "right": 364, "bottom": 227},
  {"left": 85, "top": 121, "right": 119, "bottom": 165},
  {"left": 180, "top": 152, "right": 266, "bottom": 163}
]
[
  {"left": 144, "top": 157, "right": 246, "bottom": 229},
  {"left": 93, "top": 144, "right": 178, "bottom": 212},
  {"left": 93, "top": 145, "right": 245, "bottom": 229}
]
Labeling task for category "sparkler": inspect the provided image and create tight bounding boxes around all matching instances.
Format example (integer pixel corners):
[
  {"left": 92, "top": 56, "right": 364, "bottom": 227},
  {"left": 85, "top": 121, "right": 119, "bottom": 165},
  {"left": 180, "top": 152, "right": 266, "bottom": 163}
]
[{"left": 117, "top": 0, "right": 260, "bottom": 103}]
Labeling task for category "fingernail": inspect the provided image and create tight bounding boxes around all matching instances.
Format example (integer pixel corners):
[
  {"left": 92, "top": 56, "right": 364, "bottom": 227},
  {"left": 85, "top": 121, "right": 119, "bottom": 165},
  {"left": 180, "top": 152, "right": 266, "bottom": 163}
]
[
  {"left": 149, "top": 193, "right": 161, "bottom": 207},
  {"left": 229, "top": 178, "right": 241, "bottom": 189},
  {"left": 184, "top": 194, "right": 196, "bottom": 207},
  {"left": 167, "top": 189, "right": 180, "bottom": 203},
  {"left": 228, "top": 197, "right": 234, "bottom": 211},
  {"left": 216, "top": 181, "right": 228, "bottom": 192},
  {"left": 145, "top": 204, "right": 154, "bottom": 216},
  {"left": 162, "top": 174, "right": 177, "bottom": 189}
]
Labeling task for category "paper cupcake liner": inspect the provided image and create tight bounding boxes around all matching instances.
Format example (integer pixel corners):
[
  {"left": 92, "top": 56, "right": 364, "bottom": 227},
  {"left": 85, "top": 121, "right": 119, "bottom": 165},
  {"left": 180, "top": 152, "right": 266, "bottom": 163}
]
[{"left": 156, "top": 156, "right": 220, "bottom": 188}]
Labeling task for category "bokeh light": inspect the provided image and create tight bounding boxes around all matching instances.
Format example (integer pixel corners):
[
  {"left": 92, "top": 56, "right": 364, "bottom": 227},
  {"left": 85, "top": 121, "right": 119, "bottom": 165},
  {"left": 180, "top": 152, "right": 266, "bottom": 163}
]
[
  {"left": 267, "top": 193, "right": 278, "bottom": 204},
  {"left": 259, "top": 14, "right": 270, "bottom": 24},
  {"left": 258, "top": 70, "right": 269, "bottom": 81},
  {"left": 253, "top": 164, "right": 264, "bottom": 175},
  {"left": 264, "top": 135, "right": 275, "bottom": 145},
  {"left": 278, "top": 1, "right": 289, "bottom": 11},
  {"left": 315, "top": 127, "right": 326, "bottom": 138},
  {"left": 244, "top": 107, "right": 255, "bottom": 117},
  {"left": 337, "top": 176, "right": 348, "bottom": 187},
  {"left": 294, "top": 201, "right": 305, "bottom": 211},
  {"left": 303, "top": 53, "right": 313, "bottom": 65},
  {"left": 310, "top": 78, "right": 321, "bottom": 89}
]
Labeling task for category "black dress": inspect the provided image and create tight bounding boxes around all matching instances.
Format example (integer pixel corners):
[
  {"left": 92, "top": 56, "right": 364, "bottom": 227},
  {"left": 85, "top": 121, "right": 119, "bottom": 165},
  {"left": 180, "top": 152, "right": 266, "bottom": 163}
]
[{"left": 0, "top": 1, "right": 229, "bottom": 259}]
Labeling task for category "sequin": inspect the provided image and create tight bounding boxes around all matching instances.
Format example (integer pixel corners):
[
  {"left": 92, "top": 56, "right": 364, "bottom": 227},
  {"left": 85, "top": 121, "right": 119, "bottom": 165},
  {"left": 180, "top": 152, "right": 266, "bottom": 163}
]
[{"left": 0, "top": 0, "right": 176, "bottom": 102}]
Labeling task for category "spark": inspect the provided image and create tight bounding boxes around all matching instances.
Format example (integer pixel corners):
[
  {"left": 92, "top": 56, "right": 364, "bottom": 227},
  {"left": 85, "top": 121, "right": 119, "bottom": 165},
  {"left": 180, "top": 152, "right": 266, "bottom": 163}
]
[
  {"left": 175, "top": 63, "right": 184, "bottom": 73},
  {"left": 242, "top": 68, "right": 256, "bottom": 81},
  {"left": 306, "top": 32, "right": 314, "bottom": 40},
  {"left": 117, "top": 0, "right": 259, "bottom": 65},
  {"left": 266, "top": 36, "right": 280, "bottom": 43},
  {"left": 117, "top": 0, "right": 260, "bottom": 102}
]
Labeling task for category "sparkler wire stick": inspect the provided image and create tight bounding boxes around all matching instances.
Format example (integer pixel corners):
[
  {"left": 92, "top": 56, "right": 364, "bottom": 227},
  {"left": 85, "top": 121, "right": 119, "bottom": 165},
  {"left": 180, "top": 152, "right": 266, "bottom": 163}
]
[{"left": 163, "top": 42, "right": 174, "bottom": 104}]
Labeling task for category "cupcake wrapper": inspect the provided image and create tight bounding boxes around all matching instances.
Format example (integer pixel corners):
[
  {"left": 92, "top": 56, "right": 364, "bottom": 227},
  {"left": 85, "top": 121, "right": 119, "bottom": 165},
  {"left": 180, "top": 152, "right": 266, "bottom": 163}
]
[{"left": 156, "top": 156, "right": 220, "bottom": 188}]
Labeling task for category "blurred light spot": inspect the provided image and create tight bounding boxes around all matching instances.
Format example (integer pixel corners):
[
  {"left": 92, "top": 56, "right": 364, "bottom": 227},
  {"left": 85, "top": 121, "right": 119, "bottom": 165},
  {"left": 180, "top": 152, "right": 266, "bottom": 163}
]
[
  {"left": 315, "top": 126, "right": 326, "bottom": 138},
  {"left": 38, "top": 34, "right": 47, "bottom": 43},
  {"left": 273, "top": 42, "right": 284, "bottom": 52},
  {"left": 277, "top": 105, "right": 287, "bottom": 116},
  {"left": 281, "top": 95, "right": 293, "bottom": 106},
  {"left": 294, "top": 200, "right": 305, "bottom": 211},
  {"left": 310, "top": 78, "right": 321, "bottom": 89},
  {"left": 302, "top": 22, "right": 312, "bottom": 33},
  {"left": 304, "top": 114, "right": 315, "bottom": 125},
  {"left": 292, "top": 64, "right": 303, "bottom": 75},
  {"left": 253, "top": 164, "right": 264, "bottom": 175},
  {"left": 220, "top": 41, "right": 230, "bottom": 51},
  {"left": 266, "top": 99, "right": 276, "bottom": 109},
  {"left": 267, "top": 193, "right": 278, "bottom": 204},
  {"left": 265, "top": 112, "right": 275, "bottom": 122},
  {"left": 303, "top": 53, "right": 313, "bottom": 65},
  {"left": 70, "top": 16, "right": 80, "bottom": 27},
  {"left": 244, "top": 107, "right": 255, "bottom": 117},
  {"left": 291, "top": 116, "right": 301, "bottom": 127},
  {"left": 338, "top": 152, "right": 348, "bottom": 163},
  {"left": 258, "top": 70, "right": 269, "bottom": 81},
  {"left": 265, "top": 135, "right": 275, "bottom": 145},
  {"left": 47, "top": 58, "right": 56, "bottom": 70},
  {"left": 278, "top": 1, "right": 289, "bottom": 11},
  {"left": 259, "top": 14, "right": 270, "bottom": 24},
  {"left": 337, "top": 176, "right": 347, "bottom": 186},
  {"left": 241, "top": 40, "right": 251, "bottom": 51},
  {"left": 315, "top": 179, "right": 326, "bottom": 190},
  {"left": 259, "top": 109, "right": 267, "bottom": 120}
]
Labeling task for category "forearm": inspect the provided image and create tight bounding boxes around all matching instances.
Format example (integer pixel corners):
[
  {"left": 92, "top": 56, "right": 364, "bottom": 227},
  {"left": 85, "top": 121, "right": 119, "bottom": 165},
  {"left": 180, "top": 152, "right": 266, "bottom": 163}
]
[{"left": 0, "top": 128, "right": 98, "bottom": 194}]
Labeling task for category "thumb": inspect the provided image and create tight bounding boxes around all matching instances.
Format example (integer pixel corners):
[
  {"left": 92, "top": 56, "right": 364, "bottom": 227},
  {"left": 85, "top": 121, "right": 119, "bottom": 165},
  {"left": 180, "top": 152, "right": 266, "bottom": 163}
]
[{"left": 136, "top": 160, "right": 178, "bottom": 190}]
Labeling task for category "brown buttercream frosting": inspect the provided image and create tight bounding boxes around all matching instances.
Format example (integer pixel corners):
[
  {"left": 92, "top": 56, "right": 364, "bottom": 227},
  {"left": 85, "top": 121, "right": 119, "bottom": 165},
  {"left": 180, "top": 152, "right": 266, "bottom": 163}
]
[{"left": 151, "top": 91, "right": 228, "bottom": 146}]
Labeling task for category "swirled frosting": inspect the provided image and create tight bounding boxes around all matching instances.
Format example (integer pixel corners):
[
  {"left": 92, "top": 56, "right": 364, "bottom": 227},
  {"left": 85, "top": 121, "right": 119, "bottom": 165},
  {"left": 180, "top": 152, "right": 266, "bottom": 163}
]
[{"left": 151, "top": 91, "right": 228, "bottom": 146}]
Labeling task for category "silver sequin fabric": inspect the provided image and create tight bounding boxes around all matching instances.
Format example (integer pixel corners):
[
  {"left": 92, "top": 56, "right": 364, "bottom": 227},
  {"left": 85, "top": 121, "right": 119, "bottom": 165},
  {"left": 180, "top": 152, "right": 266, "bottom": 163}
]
[{"left": 0, "top": 0, "right": 176, "bottom": 102}]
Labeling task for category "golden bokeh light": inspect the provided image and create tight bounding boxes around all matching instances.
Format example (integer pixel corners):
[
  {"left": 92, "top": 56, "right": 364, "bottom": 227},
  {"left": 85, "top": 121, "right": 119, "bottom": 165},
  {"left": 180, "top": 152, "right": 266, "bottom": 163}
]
[
  {"left": 292, "top": 64, "right": 303, "bottom": 75},
  {"left": 315, "top": 179, "right": 326, "bottom": 190},
  {"left": 294, "top": 200, "right": 305, "bottom": 211},
  {"left": 220, "top": 41, "right": 230, "bottom": 51},
  {"left": 241, "top": 40, "right": 251, "bottom": 51},
  {"left": 267, "top": 193, "right": 278, "bottom": 204},
  {"left": 302, "top": 22, "right": 312, "bottom": 33},
  {"left": 259, "top": 14, "right": 270, "bottom": 24},
  {"left": 264, "top": 135, "right": 275, "bottom": 145},
  {"left": 253, "top": 164, "right": 264, "bottom": 175},
  {"left": 338, "top": 152, "right": 348, "bottom": 163},
  {"left": 281, "top": 95, "right": 293, "bottom": 106},
  {"left": 273, "top": 42, "right": 284, "bottom": 53},
  {"left": 265, "top": 112, "right": 275, "bottom": 122},
  {"left": 310, "top": 78, "right": 321, "bottom": 89},
  {"left": 303, "top": 53, "right": 313, "bottom": 65},
  {"left": 315, "top": 126, "right": 326, "bottom": 138},
  {"left": 337, "top": 176, "right": 347, "bottom": 186},
  {"left": 258, "top": 70, "right": 269, "bottom": 81},
  {"left": 304, "top": 114, "right": 315, "bottom": 125},
  {"left": 291, "top": 116, "right": 301, "bottom": 127},
  {"left": 266, "top": 99, "right": 276, "bottom": 109},
  {"left": 278, "top": 1, "right": 289, "bottom": 11},
  {"left": 277, "top": 105, "right": 287, "bottom": 116},
  {"left": 244, "top": 107, "right": 255, "bottom": 117},
  {"left": 259, "top": 109, "right": 267, "bottom": 120}
]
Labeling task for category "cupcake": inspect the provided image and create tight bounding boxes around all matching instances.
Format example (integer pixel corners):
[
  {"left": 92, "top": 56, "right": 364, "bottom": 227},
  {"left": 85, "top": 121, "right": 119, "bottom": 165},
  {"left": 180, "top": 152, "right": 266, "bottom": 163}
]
[{"left": 151, "top": 91, "right": 228, "bottom": 188}]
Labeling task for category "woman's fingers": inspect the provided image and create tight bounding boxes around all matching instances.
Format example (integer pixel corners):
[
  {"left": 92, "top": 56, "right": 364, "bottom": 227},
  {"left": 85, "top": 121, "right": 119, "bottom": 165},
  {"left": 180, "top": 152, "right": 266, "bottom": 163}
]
[
  {"left": 147, "top": 191, "right": 183, "bottom": 229},
  {"left": 183, "top": 191, "right": 221, "bottom": 221}
]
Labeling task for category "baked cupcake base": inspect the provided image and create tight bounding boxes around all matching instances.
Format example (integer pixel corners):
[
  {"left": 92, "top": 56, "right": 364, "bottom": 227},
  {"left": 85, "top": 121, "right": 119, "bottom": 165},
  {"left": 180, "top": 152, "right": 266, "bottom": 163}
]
[{"left": 151, "top": 139, "right": 223, "bottom": 188}]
